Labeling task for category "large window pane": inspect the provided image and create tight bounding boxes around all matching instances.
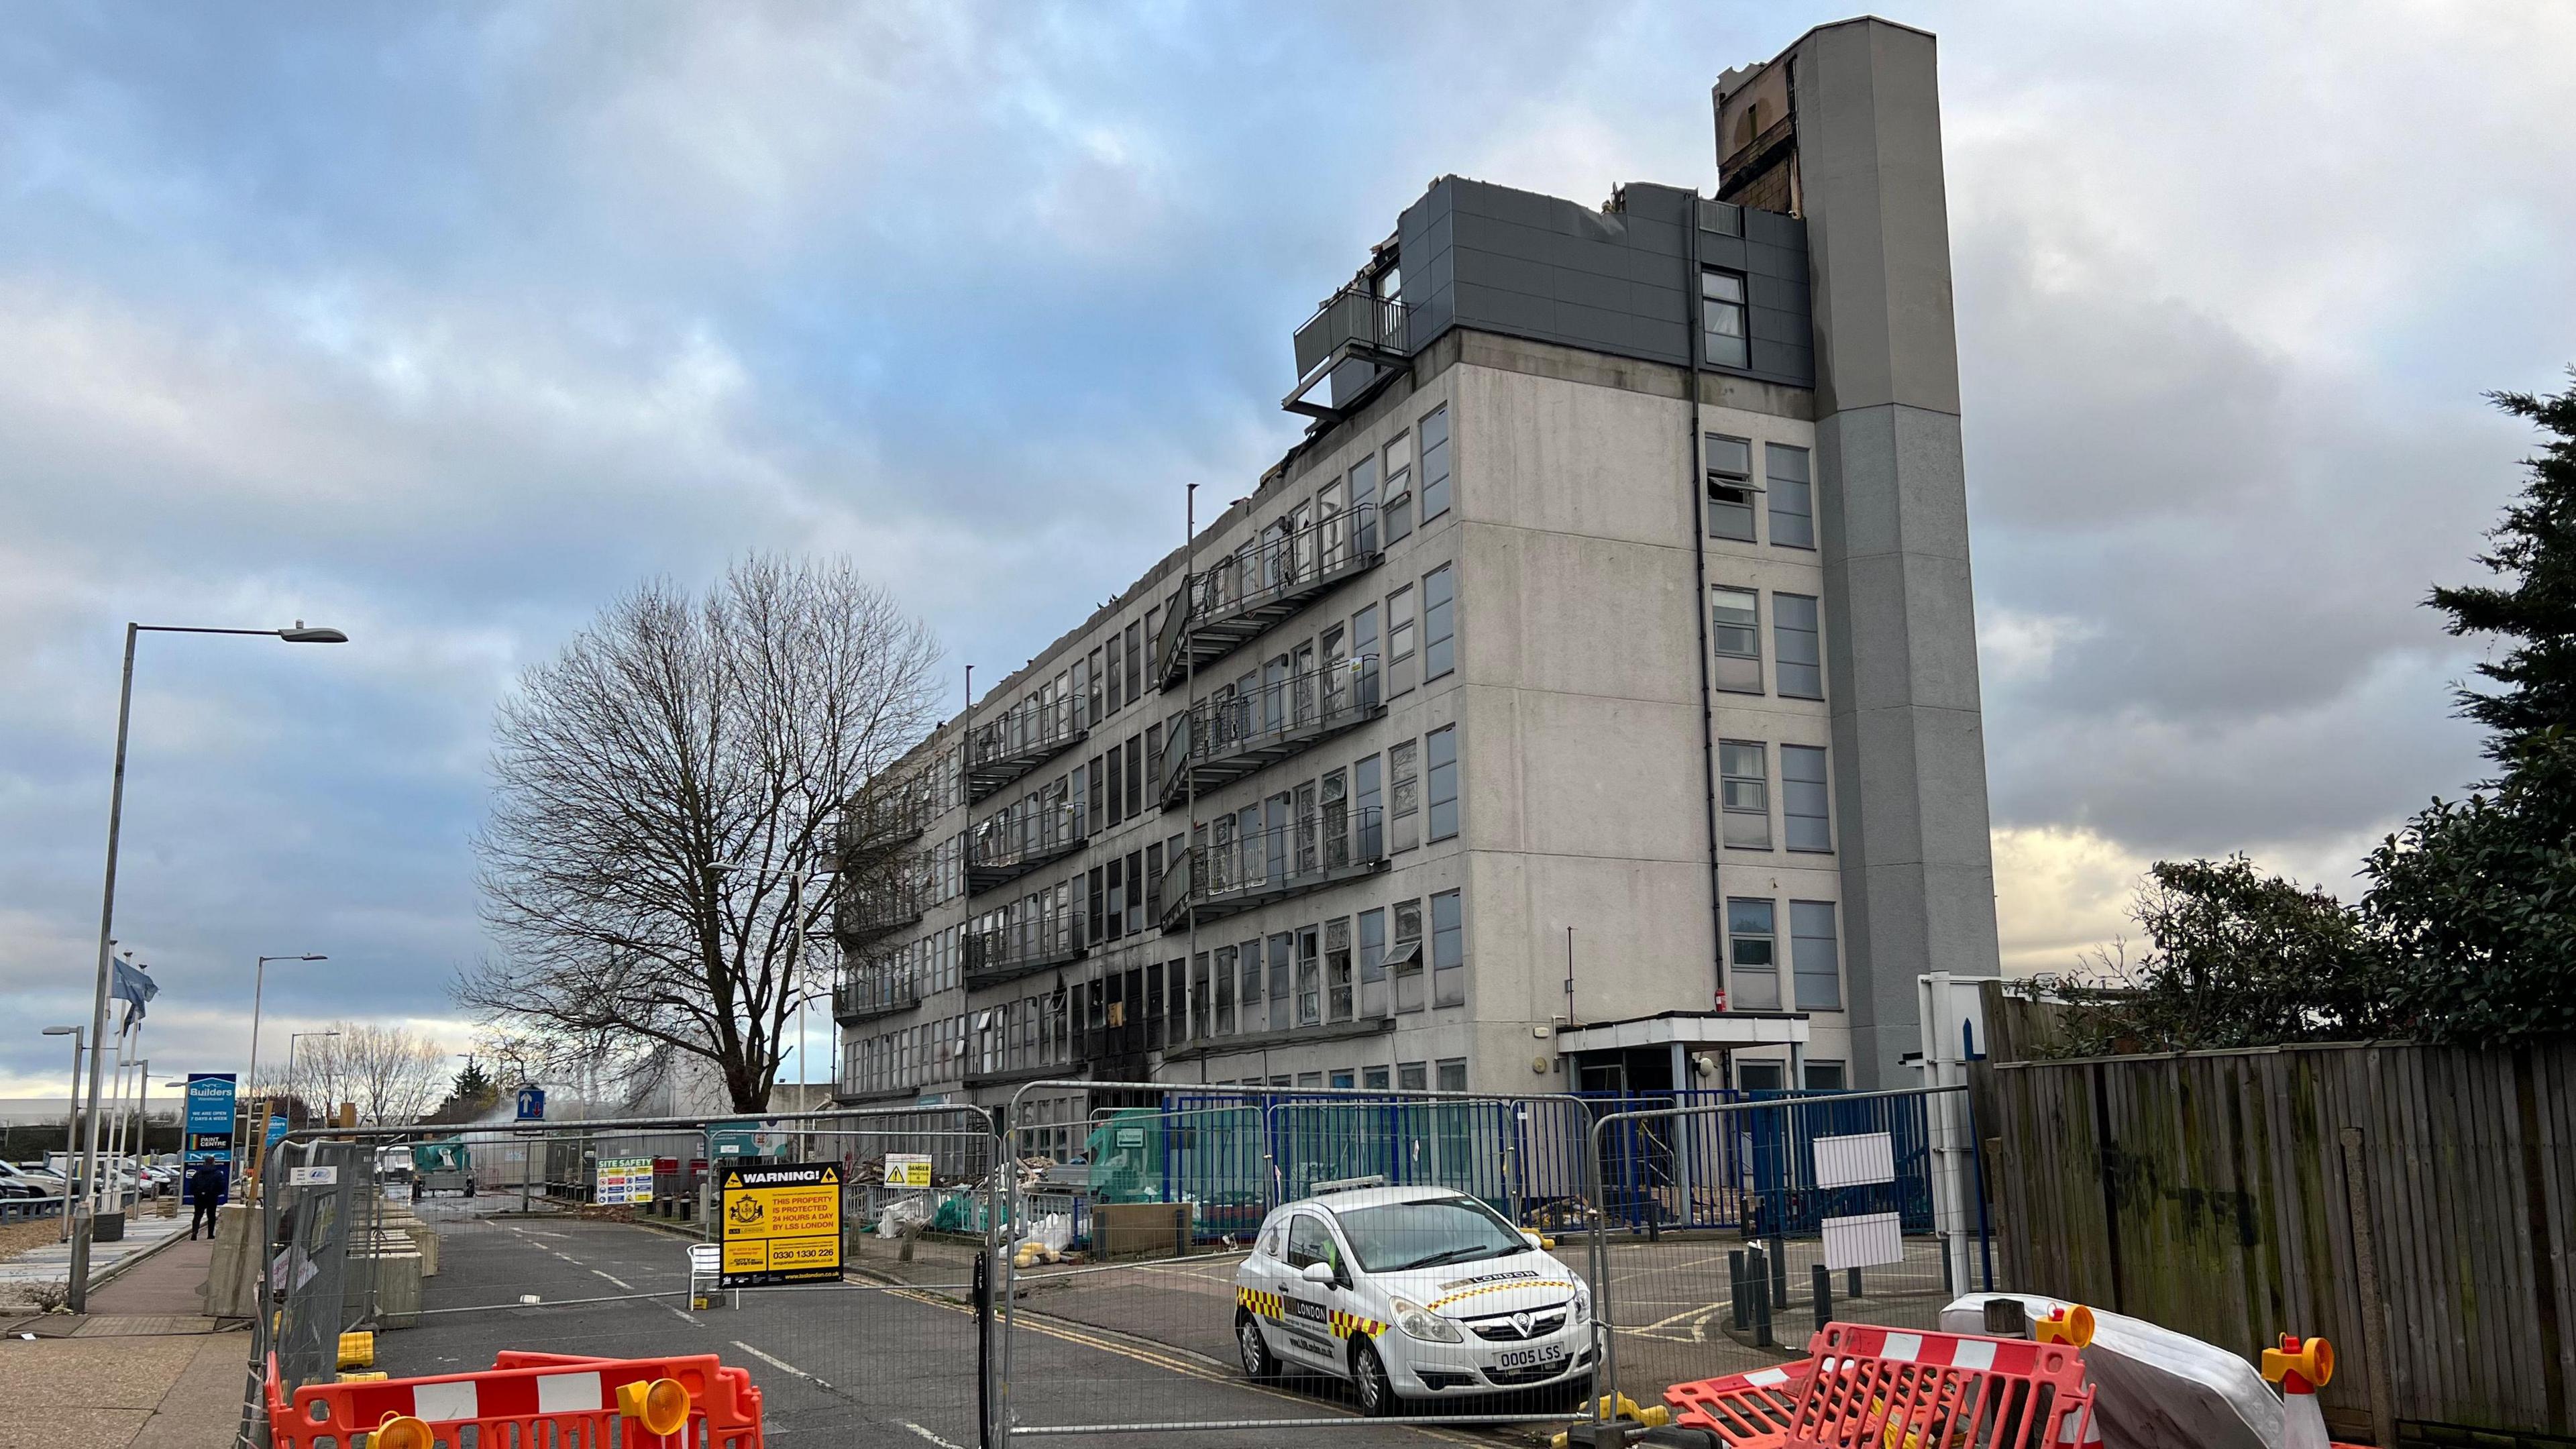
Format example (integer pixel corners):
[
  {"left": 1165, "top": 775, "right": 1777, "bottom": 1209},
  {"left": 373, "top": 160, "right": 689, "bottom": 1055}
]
[
  {"left": 1712, "top": 586, "right": 1761, "bottom": 693},
  {"left": 1430, "top": 889, "right": 1463, "bottom": 1006},
  {"left": 1719, "top": 740, "right": 1770, "bottom": 849},
  {"left": 1701, "top": 268, "right": 1750, "bottom": 369},
  {"left": 1782, "top": 745, "right": 1831, "bottom": 851},
  {"left": 1705, "top": 433, "right": 1756, "bottom": 541},
  {"left": 1419, "top": 405, "right": 1452, "bottom": 522},
  {"left": 1426, "top": 724, "right": 1458, "bottom": 842},
  {"left": 1422, "top": 564, "right": 1455, "bottom": 681},
  {"left": 1728, "top": 898, "right": 1778, "bottom": 1010},
  {"left": 1774, "top": 593, "right": 1823, "bottom": 700},
  {"left": 1767, "top": 444, "right": 1814, "bottom": 549},
  {"left": 1791, "top": 900, "right": 1841, "bottom": 1010}
]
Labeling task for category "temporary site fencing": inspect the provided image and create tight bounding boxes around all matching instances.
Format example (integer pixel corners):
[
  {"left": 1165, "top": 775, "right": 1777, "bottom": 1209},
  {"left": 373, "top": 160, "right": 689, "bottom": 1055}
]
[{"left": 234, "top": 1086, "right": 1993, "bottom": 1446}]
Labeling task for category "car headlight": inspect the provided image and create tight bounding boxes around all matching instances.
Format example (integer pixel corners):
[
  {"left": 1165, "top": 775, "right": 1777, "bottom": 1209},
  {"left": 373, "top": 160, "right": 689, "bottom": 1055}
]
[
  {"left": 1390, "top": 1297, "right": 1463, "bottom": 1344},
  {"left": 1571, "top": 1285, "right": 1591, "bottom": 1324}
]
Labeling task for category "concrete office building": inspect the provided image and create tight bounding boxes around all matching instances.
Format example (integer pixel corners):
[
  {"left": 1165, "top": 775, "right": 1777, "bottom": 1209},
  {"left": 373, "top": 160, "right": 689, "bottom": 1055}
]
[{"left": 833, "top": 17, "right": 1999, "bottom": 1140}]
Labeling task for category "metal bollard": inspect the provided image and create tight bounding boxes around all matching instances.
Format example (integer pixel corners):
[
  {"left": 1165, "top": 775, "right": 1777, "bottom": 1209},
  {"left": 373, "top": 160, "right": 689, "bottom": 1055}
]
[
  {"left": 1847, "top": 1266, "right": 1862, "bottom": 1301},
  {"left": 1813, "top": 1263, "right": 1833, "bottom": 1335},
  {"left": 1769, "top": 1234, "right": 1789, "bottom": 1313},
  {"left": 1751, "top": 1255, "right": 1775, "bottom": 1348},
  {"left": 1729, "top": 1250, "right": 1750, "bottom": 1330},
  {"left": 1940, "top": 1232, "right": 1954, "bottom": 1295}
]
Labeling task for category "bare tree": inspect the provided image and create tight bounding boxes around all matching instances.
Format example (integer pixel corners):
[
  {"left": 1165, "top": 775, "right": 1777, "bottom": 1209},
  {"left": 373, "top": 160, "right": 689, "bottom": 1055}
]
[
  {"left": 465, "top": 555, "right": 942, "bottom": 1112},
  {"left": 290, "top": 1024, "right": 453, "bottom": 1124}
]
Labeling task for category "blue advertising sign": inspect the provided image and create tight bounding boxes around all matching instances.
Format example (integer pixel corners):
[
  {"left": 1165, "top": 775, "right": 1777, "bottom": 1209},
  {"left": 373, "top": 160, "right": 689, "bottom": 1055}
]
[
  {"left": 515, "top": 1085, "right": 545, "bottom": 1122},
  {"left": 182, "top": 1073, "right": 236, "bottom": 1205}
]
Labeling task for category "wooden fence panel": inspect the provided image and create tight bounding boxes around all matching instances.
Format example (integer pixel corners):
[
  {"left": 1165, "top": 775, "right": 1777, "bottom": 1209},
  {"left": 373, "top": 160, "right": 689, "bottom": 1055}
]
[{"left": 1986, "top": 1041, "right": 2576, "bottom": 1442}]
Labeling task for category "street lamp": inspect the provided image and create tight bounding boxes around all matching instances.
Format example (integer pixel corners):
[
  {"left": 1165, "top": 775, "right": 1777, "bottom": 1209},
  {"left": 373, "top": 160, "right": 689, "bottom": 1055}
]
[
  {"left": 42, "top": 1028, "right": 83, "bottom": 1240},
  {"left": 69, "top": 620, "right": 345, "bottom": 1310},
  {"left": 245, "top": 953, "right": 326, "bottom": 1157},
  {"left": 285, "top": 1031, "right": 340, "bottom": 1134}
]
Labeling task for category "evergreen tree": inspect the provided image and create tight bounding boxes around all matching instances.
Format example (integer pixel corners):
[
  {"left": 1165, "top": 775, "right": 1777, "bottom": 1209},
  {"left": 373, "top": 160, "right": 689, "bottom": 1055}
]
[
  {"left": 2428, "top": 380, "right": 2576, "bottom": 770},
  {"left": 451, "top": 1057, "right": 496, "bottom": 1106}
]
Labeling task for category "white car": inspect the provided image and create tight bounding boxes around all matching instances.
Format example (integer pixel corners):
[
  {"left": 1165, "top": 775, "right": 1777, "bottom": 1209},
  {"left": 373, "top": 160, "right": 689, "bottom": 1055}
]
[{"left": 1234, "top": 1182, "right": 1595, "bottom": 1416}]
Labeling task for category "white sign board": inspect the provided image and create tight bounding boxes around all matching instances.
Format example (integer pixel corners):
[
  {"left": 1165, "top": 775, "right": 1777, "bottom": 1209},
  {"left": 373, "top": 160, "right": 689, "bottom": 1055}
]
[
  {"left": 1821, "top": 1210, "right": 1905, "bottom": 1271},
  {"left": 882, "top": 1153, "right": 932, "bottom": 1189},
  {"left": 1813, "top": 1132, "right": 1896, "bottom": 1189},
  {"left": 595, "top": 1156, "right": 655, "bottom": 1205},
  {"left": 286, "top": 1165, "right": 339, "bottom": 1187}
]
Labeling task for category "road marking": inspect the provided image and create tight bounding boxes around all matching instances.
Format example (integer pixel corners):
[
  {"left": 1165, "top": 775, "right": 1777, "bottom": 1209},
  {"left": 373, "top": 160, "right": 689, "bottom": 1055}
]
[
  {"left": 732, "top": 1340, "right": 810, "bottom": 1379},
  {"left": 900, "top": 1424, "right": 965, "bottom": 1449},
  {"left": 592, "top": 1269, "right": 633, "bottom": 1289}
]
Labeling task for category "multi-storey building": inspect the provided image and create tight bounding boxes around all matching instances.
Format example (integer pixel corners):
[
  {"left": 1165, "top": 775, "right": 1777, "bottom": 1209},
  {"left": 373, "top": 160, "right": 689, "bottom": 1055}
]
[{"left": 833, "top": 17, "right": 2000, "bottom": 1140}]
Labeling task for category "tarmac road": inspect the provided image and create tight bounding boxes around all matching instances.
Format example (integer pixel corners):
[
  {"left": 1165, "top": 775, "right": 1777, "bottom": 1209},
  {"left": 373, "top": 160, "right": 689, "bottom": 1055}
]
[{"left": 392, "top": 1206, "right": 1550, "bottom": 1447}]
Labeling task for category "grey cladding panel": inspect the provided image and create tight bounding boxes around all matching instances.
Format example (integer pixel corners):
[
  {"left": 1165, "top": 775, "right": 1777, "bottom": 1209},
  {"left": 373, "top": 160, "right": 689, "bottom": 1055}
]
[{"left": 1699, "top": 235, "right": 1750, "bottom": 272}]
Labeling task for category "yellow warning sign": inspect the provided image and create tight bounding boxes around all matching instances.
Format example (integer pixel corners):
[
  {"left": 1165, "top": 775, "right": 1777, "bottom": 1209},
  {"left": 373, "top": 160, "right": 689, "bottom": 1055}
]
[{"left": 717, "top": 1161, "right": 844, "bottom": 1288}]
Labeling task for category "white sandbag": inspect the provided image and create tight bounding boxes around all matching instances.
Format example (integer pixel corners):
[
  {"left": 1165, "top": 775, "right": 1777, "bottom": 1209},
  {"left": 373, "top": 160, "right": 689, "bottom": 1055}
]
[
  {"left": 1942, "top": 1293, "right": 2286, "bottom": 1449},
  {"left": 1030, "top": 1212, "right": 1073, "bottom": 1256}
]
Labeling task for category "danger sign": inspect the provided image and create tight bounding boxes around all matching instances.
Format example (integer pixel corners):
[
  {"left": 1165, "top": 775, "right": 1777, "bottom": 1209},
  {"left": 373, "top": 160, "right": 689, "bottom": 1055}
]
[
  {"left": 718, "top": 1160, "right": 844, "bottom": 1289},
  {"left": 882, "top": 1153, "right": 932, "bottom": 1188}
]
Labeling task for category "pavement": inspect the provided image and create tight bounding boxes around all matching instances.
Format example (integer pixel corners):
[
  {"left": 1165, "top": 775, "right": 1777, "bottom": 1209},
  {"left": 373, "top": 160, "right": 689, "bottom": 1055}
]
[
  {"left": 0, "top": 1229, "right": 246, "bottom": 1449},
  {"left": 0, "top": 1200, "right": 197, "bottom": 1315}
]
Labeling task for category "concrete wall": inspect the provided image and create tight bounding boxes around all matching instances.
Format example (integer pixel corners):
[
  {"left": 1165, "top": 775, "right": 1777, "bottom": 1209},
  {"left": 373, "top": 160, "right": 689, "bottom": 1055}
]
[{"left": 1790, "top": 17, "right": 2003, "bottom": 1084}]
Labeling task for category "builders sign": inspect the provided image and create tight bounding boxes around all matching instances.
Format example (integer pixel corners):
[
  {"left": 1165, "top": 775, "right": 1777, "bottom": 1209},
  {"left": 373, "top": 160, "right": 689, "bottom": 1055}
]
[
  {"left": 182, "top": 1073, "right": 236, "bottom": 1203},
  {"left": 718, "top": 1161, "right": 844, "bottom": 1289}
]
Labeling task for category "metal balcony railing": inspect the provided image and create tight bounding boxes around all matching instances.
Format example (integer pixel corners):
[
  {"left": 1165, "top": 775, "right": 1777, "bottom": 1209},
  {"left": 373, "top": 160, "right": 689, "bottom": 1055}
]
[
  {"left": 1287, "top": 287, "right": 1417, "bottom": 417},
  {"left": 834, "top": 970, "right": 920, "bottom": 1024},
  {"left": 1154, "top": 806, "right": 1386, "bottom": 931},
  {"left": 1158, "top": 655, "right": 1382, "bottom": 810},
  {"left": 964, "top": 692, "right": 1087, "bottom": 803},
  {"left": 837, "top": 787, "right": 938, "bottom": 863},
  {"left": 1152, "top": 501, "right": 1382, "bottom": 690},
  {"left": 834, "top": 868, "right": 932, "bottom": 943},
  {"left": 965, "top": 800, "right": 1086, "bottom": 897},
  {"left": 962, "top": 914, "right": 1087, "bottom": 991}
]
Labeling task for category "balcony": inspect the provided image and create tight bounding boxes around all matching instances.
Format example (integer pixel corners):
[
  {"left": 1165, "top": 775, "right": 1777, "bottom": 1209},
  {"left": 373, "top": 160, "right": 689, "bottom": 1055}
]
[
  {"left": 967, "top": 800, "right": 1087, "bottom": 898},
  {"left": 835, "top": 970, "right": 920, "bottom": 1024},
  {"left": 1285, "top": 286, "right": 1417, "bottom": 419},
  {"left": 1158, "top": 656, "right": 1382, "bottom": 810},
  {"left": 837, "top": 786, "right": 937, "bottom": 864},
  {"left": 963, "top": 916, "right": 1087, "bottom": 991},
  {"left": 965, "top": 694, "right": 1086, "bottom": 804},
  {"left": 1155, "top": 806, "right": 1387, "bottom": 932},
  {"left": 834, "top": 869, "right": 931, "bottom": 945},
  {"left": 1152, "top": 502, "right": 1383, "bottom": 690}
]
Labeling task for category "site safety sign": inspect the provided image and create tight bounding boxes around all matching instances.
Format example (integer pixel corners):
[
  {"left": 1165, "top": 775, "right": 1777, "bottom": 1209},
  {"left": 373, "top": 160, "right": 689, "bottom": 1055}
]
[
  {"left": 718, "top": 1160, "right": 844, "bottom": 1289},
  {"left": 882, "top": 1153, "right": 932, "bottom": 1188},
  {"left": 595, "top": 1156, "right": 655, "bottom": 1205}
]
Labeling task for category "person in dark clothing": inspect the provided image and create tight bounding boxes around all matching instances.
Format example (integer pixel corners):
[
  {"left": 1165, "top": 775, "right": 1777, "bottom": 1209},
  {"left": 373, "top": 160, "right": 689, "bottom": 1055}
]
[{"left": 186, "top": 1163, "right": 225, "bottom": 1240}]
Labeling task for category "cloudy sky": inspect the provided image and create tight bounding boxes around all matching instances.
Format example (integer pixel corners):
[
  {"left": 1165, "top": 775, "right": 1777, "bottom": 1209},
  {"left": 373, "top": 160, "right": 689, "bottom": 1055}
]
[{"left": 3, "top": 1, "right": 2571, "bottom": 1098}]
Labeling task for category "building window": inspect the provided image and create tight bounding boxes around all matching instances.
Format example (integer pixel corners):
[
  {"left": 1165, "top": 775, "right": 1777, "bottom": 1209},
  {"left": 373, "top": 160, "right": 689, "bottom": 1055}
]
[
  {"left": 1419, "top": 405, "right": 1451, "bottom": 523},
  {"left": 1268, "top": 930, "right": 1293, "bottom": 1030},
  {"left": 1295, "top": 927, "right": 1322, "bottom": 1026},
  {"left": 1435, "top": 1058, "right": 1467, "bottom": 1093},
  {"left": 1124, "top": 735, "right": 1143, "bottom": 819},
  {"left": 1106, "top": 633, "right": 1124, "bottom": 715},
  {"left": 1391, "top": 898, "right": 1424, "bottom": 1013},
  {"left": 1388, "top": 739, "right": 1419, "bottom": 853},
  {"left": 1430, "top": 888, "right": 1464, "bottom": 1007},
  {"left": 1705, "top": 434, "right": 1756, "bottom": 542},
  {"left": 1774, "top": 594, "right": 1823, "bottom": 699},
  {"left": 1086, "top": 647, "right": 1103, "bottom": 723},
  {"left": 1782, "top": 745, "right": 1830, "bottom": 851},
  {"left": 1791, "top": 900, "right": 1841, "bottom": 1010},
  {"left": 1383, "top": 431, "right": 1415, "bottom": 545},
  {"left": 1719, "top": 741, "right": 1770, "bottom": 849},
  {"left": 1738, "top": 1059, "right": 1785, "bottom": 1091},
  {"left": 1767, "top": 444, "right": 1813, "bottom": 549},
  {"left": 1425, "top": 725, "right": 1458, "bottom": 842},
  {"left": 1364, "top": 1065, "right": 1391, "bottom": 1090},
  {"left": 1728, "top": 898, "right": 1778, "bottom": 1010},
  {"left": 1397, "top": 1061, "right": 1428, "bottom": 1092},
  {"left": 1104, "top": 747, "right": 1123, "bottom": 828},
  {"left": 1420, "top": 564, "right": 1454, "bottom": 681},
  {"left": 1326, "top": 917, "right": 1353, "bottom": 1022},
  {"left": 1387, "top": 584, "right": 1415, "bottom": 693},
  {"left": 1711, "top": 586, "right": 1762, "bottom": 693},
  {"left": 1804, "top": 1060, "right": 1847, "bottom": 1091},
  {"left": 1214, "top": 945, "right": 1238, "bottom": 1034},
  {"left": 1352, "top": 604, "right": 1381, "bottom": 701},
  {"left": 1701, "top": 268, "right": 1749, "bottom": 369},
  {"left": 1354, "top": 753, "right": 1383, "bottom": 859}
]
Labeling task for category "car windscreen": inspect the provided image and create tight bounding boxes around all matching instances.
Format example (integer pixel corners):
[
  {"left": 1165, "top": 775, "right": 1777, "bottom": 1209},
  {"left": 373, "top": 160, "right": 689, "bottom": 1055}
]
[{"left": 1334, "top": 1197, "right": 1531, "bottom": 1274}]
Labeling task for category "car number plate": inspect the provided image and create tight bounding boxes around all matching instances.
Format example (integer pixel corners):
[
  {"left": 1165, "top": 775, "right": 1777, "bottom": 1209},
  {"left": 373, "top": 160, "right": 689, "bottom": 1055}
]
[{"left": 1495, "top": 1345, "right": 1568, "bottom": 1370}]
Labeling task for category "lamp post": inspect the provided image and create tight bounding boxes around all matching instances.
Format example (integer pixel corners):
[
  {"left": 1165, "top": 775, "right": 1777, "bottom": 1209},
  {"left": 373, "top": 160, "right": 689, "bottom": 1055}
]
[
  {"left": 70, "top": 619, "right": 345, "bottom": 1310},
  {"left": 42, "top": 1028, "right": 83, "bottom": 1239},
  {"left": 245, "top": 953, "right": 326, "bottom": 1165},
  {"left": 286, "top": 1031, "right": 339, "bottom": 1135}
]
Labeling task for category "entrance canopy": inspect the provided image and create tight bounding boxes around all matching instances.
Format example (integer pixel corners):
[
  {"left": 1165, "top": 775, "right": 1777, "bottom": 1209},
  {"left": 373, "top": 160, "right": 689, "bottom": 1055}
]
[{"left": 1555, "top": 1010, "right": 1811, "bottom": 1093}]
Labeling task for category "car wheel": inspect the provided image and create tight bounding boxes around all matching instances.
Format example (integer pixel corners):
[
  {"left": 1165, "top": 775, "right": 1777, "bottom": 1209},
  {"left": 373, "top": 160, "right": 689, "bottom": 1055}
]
[
  {"left": 1353, "top": 1340, "right": 1403, "bottom": 1418},
  {"left": 1237, "top": 1311, "right": 1280, "bottom": 1382}
]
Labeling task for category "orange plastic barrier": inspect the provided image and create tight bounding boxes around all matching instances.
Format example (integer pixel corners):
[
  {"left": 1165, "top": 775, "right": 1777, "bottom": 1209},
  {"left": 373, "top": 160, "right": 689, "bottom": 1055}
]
[
  {"left": 268, "top": 1349, "right": 763, "bottom": 1448},
  {"left": 1666, "top": 1322, "right": 2095, "bottom": 1449}
]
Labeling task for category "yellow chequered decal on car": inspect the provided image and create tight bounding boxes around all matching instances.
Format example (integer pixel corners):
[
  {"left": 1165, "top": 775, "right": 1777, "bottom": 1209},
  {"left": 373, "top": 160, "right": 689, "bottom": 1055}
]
[
  {"left": 1326, "top": 1308, "right": 1387, "bottom": 1340},
  {"left": 1426, "top": 1279, "right": 1571, "bottom": 1313},
  {"left": 1238, "top": 1286, "right": 1285, "bottom": 1320}
]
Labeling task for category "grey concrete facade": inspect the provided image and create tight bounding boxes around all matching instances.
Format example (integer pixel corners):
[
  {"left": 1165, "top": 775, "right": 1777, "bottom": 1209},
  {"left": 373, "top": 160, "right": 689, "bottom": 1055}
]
[{"left": 834, "top": 16, "right": 1997, "bottom": 1114}]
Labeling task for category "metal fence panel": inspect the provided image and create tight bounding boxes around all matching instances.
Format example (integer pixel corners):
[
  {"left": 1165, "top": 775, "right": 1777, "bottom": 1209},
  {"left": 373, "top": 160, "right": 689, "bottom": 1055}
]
[{"left": 1578, "top": 1085, "right": 1993, "bottom": 1420}]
